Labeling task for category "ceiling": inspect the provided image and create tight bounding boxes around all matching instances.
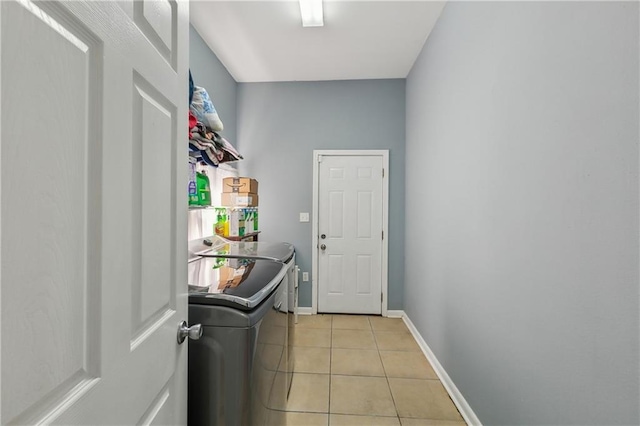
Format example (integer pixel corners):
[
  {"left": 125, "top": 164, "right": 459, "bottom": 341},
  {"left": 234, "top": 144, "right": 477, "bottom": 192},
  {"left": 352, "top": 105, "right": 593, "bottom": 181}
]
[{"left": 190, "top": 1, "right": 446, "bottom": 83}]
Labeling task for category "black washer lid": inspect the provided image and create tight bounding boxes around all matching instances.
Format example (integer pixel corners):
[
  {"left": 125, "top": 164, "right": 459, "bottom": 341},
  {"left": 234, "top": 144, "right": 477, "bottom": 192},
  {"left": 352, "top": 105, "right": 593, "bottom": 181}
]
[{"left": 188, "top": 257, "right": 287, "bottom": 310}]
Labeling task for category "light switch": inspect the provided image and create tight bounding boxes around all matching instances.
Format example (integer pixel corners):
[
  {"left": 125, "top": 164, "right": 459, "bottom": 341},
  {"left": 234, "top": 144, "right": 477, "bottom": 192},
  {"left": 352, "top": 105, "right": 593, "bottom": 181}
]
[
  {"left": 302, "top": 272, "right": 309, "bottom": 282},
  {"left": 299, "top": 212, "right": 310, "bottom": 222}
]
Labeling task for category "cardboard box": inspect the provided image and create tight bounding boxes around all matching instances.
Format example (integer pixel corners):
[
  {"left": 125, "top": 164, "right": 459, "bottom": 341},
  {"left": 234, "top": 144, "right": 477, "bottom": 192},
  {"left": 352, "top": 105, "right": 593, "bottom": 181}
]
[
  {"left": 221, "top": 192, "right": 259, "bottom": 207},
  {"left": 217, "top": 261, "right": 255, "bottom": 290},
  {"left": 223, "top": 177, "right": 258, "bottom": 194},
  {"left": 218, "top": 265, "right": 244, "bottom": 289}
]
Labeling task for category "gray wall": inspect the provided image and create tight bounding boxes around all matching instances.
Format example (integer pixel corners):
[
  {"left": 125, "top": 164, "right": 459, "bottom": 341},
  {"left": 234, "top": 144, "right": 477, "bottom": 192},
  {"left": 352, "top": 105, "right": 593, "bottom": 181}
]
[
  {"left": 237, "top": 80, "right": 406, "bottom": 309},
  {"left": 405, "top": 2, "right": 639, "bottom": 425},
  {"left": 189, "top": 25, "right": 238, "bottom": 145}
]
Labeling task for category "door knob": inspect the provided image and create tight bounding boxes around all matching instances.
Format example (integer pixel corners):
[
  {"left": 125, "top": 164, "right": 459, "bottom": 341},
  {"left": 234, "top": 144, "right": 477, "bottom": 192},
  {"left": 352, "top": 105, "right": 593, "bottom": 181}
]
[
  {"left": 177, "top": 321, "right": 203, "bottom": 344},
  {"left": 320, "top": 244, "right": 326, "bottom": 250}
]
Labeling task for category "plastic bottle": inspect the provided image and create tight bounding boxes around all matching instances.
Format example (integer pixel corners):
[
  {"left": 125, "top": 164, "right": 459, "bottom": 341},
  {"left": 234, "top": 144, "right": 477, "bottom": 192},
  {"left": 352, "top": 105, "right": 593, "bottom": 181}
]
[
  {"left": 239, "top": 208, "right": 245, "bottom": 237},
  {"left": 223, "top": 208, "right": 230, "bottom": 237},
  {"left": 188, "top": 159, "right": 199, "bottom": 206},
  {"left": 214, "top": 208, "right": 225, "bottom": 236},
  {"left": 196, "top": 170, "right": 211, "bottom": 206},
  {"left": 245, "top": 208, "right": 253, "bottom": 235},
  {"left": 229, "top": 208, "right": 245, "bottom": 237},
  {"left": 253, "top": 208, "right": 258, "bottom": 232}
]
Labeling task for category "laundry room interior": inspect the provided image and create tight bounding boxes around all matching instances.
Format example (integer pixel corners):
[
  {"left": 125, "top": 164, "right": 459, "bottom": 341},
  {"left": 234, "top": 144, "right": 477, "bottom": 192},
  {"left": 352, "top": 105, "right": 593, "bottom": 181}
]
[
  {"left": 185, "top": 1, "right": 639, "bottom": 425},
  {"left": 1, "top": 0, "right": 638, "bottom": 425}
]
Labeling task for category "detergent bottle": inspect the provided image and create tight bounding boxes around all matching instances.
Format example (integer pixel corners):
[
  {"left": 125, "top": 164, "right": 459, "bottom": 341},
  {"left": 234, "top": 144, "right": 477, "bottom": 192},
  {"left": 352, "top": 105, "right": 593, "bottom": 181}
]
[
  {"left": 196, "top": 170, "right": 211, "bottom": 206},
  {"left": 188, "top": 159, "right": 199, "bottom": 206}
]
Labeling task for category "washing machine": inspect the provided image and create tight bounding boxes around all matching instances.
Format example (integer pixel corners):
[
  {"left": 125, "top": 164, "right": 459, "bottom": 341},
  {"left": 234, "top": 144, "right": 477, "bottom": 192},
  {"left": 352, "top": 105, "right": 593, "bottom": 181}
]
[
  {"left": 187, "top": 255, "right": 289, "bottom": 426},
  {"left": 190, "top": 235, "right": 298, "bottom": 396}
]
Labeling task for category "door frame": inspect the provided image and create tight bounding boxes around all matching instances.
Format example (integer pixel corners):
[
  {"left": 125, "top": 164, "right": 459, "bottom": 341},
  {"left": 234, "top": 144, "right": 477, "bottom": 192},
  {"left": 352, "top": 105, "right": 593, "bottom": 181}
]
[{"left": 311, "top": 150, "right": 389, "bottom": 316}]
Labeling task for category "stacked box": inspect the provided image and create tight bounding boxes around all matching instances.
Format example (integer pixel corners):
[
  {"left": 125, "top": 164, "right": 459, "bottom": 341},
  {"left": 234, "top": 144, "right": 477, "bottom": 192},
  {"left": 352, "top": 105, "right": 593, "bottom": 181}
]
[
  {"left": 221, "top": 193, "right": 259, "bottom": 207},
  {"left": 222, "top": 177, "right": 259, "bottom": 207},
  {"left": 222, "top": 177, "right": 258, "bottom": 194}
]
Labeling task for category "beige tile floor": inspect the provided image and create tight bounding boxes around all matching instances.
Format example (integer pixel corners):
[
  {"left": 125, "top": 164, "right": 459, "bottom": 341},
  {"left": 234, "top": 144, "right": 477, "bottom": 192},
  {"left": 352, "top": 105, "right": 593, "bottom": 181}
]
[{"left": 279, "top": 314, "right": 467, "bottom": 426}]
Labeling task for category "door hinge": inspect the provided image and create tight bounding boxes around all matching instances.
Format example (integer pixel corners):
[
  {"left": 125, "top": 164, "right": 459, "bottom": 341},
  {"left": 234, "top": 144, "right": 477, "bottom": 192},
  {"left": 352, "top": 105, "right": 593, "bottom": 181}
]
[
  {"left": 382, "top": 230, "right": 384, "bottom": 240},
  {"left": 318, "top": 155, "right": 323, "bottom": 163},
  {"left": 381, "top": 293, "right": 383, "bottom": 302},
  {"left": 382, "top": 168, "right": 385, "bottom": 178}
]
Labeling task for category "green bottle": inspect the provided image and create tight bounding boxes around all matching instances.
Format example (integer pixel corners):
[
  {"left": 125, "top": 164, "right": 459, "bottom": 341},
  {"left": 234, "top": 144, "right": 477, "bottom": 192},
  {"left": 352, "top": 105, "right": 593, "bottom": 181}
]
[
  {"left": 214, "top": 208, "right": 225, "bottom": 235},
  {"left": 253, "top": 208, "right": 258, "bottom": 232},
  {"left": 196, "top": 171, "right": 211, "bottom": 206},
  {"left": 188, "top": 159, "right": 199, "bottom": 206}
]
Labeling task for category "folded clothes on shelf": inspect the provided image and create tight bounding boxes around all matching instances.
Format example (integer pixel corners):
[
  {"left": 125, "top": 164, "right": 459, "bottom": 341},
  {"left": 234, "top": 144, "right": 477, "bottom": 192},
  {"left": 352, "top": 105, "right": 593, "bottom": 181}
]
[{"left": 188, "top": 112, "right": 243, "bottom": 167}]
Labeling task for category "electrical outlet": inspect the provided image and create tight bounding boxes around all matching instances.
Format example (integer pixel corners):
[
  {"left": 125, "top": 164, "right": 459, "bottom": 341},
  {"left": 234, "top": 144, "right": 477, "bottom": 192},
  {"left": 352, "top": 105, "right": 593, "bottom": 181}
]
[
  {"left": 299, "top": 212, "right": 310, "bottom": 222},
  {"left": 302, "top": 272, "right": 309, "bottom": 282}
]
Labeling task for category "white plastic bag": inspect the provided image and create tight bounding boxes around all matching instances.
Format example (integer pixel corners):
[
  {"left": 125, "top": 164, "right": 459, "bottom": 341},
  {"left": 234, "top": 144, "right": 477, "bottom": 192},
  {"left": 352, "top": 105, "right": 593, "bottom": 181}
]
[{"left": 190, "top": 86, "right": 224, "bottom": 132}]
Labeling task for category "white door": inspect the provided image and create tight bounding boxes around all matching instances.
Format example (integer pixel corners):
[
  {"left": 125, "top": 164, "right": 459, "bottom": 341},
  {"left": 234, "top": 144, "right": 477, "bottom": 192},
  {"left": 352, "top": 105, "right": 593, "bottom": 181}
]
[
  {"left": 316, "top": 153, "right": 387, "bottom": 314},
  {"left": 1, "top": 1, "right": 188, "bottom": 424}
]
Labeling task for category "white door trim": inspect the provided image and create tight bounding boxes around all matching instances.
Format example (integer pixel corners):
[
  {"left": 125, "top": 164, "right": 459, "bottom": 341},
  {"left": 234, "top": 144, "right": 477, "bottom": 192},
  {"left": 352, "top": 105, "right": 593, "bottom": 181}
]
[{"left": 312, "top": 150, "right": 389, "bottom": 316}]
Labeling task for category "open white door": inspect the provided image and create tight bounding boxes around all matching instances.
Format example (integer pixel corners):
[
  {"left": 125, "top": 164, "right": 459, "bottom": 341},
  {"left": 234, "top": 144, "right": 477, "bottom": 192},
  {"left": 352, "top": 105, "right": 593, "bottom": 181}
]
[
  {"left": 0, "top": 1, "right": 189, "bottom": 424},
  {"left": 314, "top": 151, "right": 389, "bottom": 315}
]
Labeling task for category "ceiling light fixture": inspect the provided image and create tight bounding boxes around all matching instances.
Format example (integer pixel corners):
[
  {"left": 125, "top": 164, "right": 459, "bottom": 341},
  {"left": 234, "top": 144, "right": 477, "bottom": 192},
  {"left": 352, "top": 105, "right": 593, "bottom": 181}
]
[{"left": 299, "top": 0, "right": 323, "bottom": 27}]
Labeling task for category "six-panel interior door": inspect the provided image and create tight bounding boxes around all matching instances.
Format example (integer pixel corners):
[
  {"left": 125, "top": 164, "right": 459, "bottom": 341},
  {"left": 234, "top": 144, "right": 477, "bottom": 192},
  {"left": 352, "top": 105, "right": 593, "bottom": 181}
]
[
  {"left": 0, "top": 1, "right": 188, "bottom": 424},
  {"left": 317, "top": 155, "right": 383, "bottom": 314}
]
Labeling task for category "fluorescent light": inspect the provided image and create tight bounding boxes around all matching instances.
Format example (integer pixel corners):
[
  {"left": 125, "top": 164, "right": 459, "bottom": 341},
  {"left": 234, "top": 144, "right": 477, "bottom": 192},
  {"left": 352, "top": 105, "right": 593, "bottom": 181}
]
[{"left": 299, "top": 0, "right": 323, "bottom": 27}]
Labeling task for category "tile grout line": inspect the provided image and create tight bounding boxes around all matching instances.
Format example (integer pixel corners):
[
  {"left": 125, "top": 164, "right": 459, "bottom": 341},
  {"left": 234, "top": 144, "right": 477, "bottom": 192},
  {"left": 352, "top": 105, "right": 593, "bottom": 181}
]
[
  {"left": 370, "top": 317, "right": 403, "bottom": 425},
  {"left": 294, "top": 316, "right": 436, "bottom": 425},
  {"left": 288, "top": 315, "right": 332, "bottom": 424}
]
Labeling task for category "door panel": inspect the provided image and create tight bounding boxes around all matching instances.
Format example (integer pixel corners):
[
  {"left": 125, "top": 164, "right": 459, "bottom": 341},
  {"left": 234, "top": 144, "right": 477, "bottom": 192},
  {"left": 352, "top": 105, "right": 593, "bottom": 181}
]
[
  {"left": 357, "top": 191, "right": 373, "bottom": 238},
  {"left": 1, "top": 2, "right": 103, "bottom": 423},
  {"left": 0, "top": 0, "right": 188, "bottom": 424},
  {"left": 356, "top": 255, "right": 373, "bottom": 295},
  {"left": 318, "top": 155, "right": 384, "bottom": 314},
  {"left": 133, "top": 0, "right": 178, "bottom": 70},
  {"left": 138, "top": 379, "right": 173, "bottom": 426},
  {"left": 328, "top": 190, "right": 344, "bottom": 237},
  {"left": 328, "top": 255, "right": 345, "bottom": 295},
  {"left": 131, "top": 73, "right": 177, "bottom": 346}
]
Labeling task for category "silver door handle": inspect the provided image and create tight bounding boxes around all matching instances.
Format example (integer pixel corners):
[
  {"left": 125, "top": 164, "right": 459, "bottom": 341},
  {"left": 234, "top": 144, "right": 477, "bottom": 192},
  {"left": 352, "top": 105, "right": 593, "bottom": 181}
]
[
  {"left": 177, "top": 321, "right": 203, "bottom": 344},
  {"left": 320, "top": 244, "right": 326, "bottom": 250}
]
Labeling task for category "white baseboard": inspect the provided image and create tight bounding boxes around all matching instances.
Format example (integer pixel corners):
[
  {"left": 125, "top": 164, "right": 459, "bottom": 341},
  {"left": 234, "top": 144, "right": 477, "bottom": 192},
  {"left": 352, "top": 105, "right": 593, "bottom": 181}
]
[
  {"left": 299, "top": 308, "right": 404, "bottom": 317},
  {"left": 402, "top": 314, "right": 482, "bottom": 426}
]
